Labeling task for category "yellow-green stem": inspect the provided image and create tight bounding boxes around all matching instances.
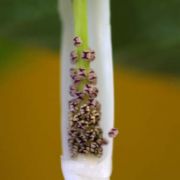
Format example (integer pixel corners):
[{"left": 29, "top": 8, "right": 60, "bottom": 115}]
[{"left": 73, "top": 0, "right": 90, "bottom": 69}]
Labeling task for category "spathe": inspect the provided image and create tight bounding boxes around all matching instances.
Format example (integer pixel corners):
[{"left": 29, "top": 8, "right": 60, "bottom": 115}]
[{"left": 59, "top": 0, "right": 114, "bottom": 179}]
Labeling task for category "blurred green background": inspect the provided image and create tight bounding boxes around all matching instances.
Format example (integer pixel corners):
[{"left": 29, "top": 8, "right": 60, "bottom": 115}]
[
  {"left": 0, "top": 0, "right": 180, "bottom": 180},
  {"left": 1, "top": 0, "right": 180, "bottom": 74}
]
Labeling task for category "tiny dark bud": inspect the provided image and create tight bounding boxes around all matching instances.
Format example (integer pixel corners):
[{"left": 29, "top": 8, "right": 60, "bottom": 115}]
[{"left": 73, "top": 36, "right": 82, "bottom": 46}]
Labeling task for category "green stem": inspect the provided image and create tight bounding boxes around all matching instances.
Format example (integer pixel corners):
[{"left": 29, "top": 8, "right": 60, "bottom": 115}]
[{"left": 73, "top": 0, "right": 90, "bottom": 69}]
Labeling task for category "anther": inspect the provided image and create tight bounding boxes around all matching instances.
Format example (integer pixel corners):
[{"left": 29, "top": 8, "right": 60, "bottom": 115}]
[
  {"left": 73, "top": 36, "right": 82, "bottom": 47},
  {"left": 70, "top": 68, "right": 86, "bottom": 83},
  {"left": 82, "top": 50, "right": 95, "bottom": 61},
  {"left": 70, "top": 51, "right": 78, "bottom": 64},
  {"left": 88, "top": 69, "right": 97, "bottom": 85},
  {"left": 84, "top": 84, "right": 98, "bottom": 98},
  {"left": 108, "top": 128, "right": 119, "bottom": 138}
]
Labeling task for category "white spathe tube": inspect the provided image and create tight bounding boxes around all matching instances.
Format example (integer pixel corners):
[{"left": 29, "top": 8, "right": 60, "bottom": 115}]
[{"left": 59, "top": 0, "right": 114, "bottom": 179}]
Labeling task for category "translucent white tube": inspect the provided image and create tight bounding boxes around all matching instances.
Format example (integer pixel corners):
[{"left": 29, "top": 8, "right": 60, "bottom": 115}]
[{"left": 59, "top": 0, "right": 114, "bottom": 179}]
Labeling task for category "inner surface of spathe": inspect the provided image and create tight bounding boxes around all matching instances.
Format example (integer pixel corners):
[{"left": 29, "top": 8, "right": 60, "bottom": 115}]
[{"left": 60, "top": 0, "right": 114, "bottom": 162}]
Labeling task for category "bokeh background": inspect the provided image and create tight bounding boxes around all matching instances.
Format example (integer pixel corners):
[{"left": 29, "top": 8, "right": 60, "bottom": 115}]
[{"left": 0, "top": 0, "right": 180, "bottom": 180}]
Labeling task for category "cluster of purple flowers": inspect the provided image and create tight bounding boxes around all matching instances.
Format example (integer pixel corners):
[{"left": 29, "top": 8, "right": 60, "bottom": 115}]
[
  {"left": 68, "top": 36, "right": 106, "bottom": 157},
  {"left": 70, "top": 37, "right": 96, "bottom": 64}
]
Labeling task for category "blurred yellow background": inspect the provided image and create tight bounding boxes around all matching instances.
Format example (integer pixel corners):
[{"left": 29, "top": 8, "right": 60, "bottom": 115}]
[{"left": 0, "top": 47, "right": 180, "bottom": 180}]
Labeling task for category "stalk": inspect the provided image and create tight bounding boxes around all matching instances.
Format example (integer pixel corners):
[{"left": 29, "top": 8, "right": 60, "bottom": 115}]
[
  {"left": 59, "top": 0, "right": 117, "bottom": 179},
  {"left": 73, "top": 0, "right": 89, "bottom": 69}
]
